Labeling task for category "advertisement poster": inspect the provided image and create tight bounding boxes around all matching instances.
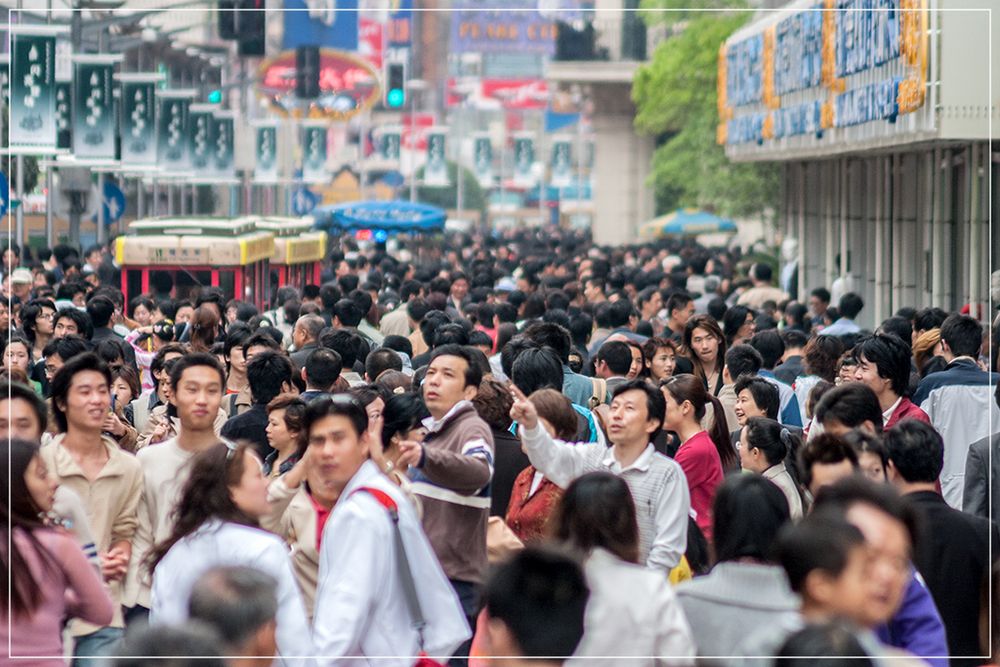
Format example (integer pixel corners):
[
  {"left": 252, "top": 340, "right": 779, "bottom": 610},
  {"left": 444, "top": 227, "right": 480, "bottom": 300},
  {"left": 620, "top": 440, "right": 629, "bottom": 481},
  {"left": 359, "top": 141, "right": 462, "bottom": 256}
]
[
  {"left": 72, "top": 56, "right": 119, "bottom": 160},
  {"left": 473, "top": 133, "right": 493, "bottom": 188},
  {"left": 550, "top": 136, "right": 572, "bottom": 188},
  {"left": 213, "top": 111, "right": 235, "bottom": 179},
  {"left": 512, "top": 133, "right": 535, "bottom": 187},
  {"left": 157, "top": 90, "right": 195, "bottom": 173},
  {"left": 423, "top": 127, "right": 449, "bottom": 187},
  {"left": 9, "top": 27, "right": 62, "bottom": 152},
  {"left": 254, "top": 121, "right": 279, "bottom": 184},
  {"left": 301, "top": 121, "right": 328, "bottom": 184},
  {"left": 117, "top": 74, "right": 162, "bottom": 167}
]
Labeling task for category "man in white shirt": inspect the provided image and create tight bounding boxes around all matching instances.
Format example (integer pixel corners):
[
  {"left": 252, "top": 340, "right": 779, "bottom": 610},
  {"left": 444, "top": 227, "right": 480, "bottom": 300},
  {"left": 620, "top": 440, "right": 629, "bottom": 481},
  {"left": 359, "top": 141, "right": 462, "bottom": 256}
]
[
  {"left": 510, "top": 379, "right": 690, "bottom": 573},
  {"left": 309, "top": 395, "right": 469, "bottom": 664},
  {"left": 123, "top": 352, "right": 229, "bottom": 621}
]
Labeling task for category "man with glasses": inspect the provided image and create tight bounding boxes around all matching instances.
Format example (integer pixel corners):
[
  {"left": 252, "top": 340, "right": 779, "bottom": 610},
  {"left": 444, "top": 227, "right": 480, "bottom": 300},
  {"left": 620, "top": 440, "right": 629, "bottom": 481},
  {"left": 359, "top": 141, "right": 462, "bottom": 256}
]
[{"left": 122, "top": 353, "right": 229, "bottom": 625}]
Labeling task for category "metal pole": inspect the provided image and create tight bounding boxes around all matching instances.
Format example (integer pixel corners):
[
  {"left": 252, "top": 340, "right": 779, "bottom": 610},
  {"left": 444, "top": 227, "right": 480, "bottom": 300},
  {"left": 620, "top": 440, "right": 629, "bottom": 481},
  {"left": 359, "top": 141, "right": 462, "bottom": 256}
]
[
  {"left": 137, "top": 177, "right": 145, "bottom": 219},
  {"left": 45, "top": 167, "right": 54, "bottom": 247},
  {"left": 359, "top": 113, "right": 368, "bottom": 201},
  {"left": 409, "top": 93, "right": 416, "bottom": 203},
  {"left": 152, "top": 178, "right": 159, "bottom": 216},
  {"left": 96, "top": 172, "right": 106, "bottom": 244}
]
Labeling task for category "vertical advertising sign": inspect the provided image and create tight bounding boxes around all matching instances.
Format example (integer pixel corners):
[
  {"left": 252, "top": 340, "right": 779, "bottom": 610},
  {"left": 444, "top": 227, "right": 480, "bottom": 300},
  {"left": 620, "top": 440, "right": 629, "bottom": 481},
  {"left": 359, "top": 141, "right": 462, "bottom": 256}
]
[
  {"left": 157, "top": 90, "right": 195, "bottom": 173},
  {"left": 512, "top": 133, "right": 535, "bottom": 187},
  {"left": 72, "top": 55, "right": 120, "bottom": 160},
  {"left": 379, "top": 125, "right": 402, "bottom": 161},
  {"left": 213, "top": 111, "right": 235, "bottom": 180},
  {"left": 550, "top": 136, "right": 572, "bottom": 188},
  {"left": 423, "top": 127, "right": 449, "bottom": 187},
  {"left": 254, "top": 121, "right": 279, "bottom": 184},
  {"left": 54, "top": 80, "right": 71, "bottom": 151},
  {"left": 301, "top": 121, "right": 328, "bottom": 184},
  {"left": 188, "top": 104, "right": 218, "bottom": 175},
  {"left": 9, "top": 27, "right": 64, "bottom": 152},
  {"left": 0, "top": 56, "right": 10, "bottom": 111},
  {"left": 473, "top": 133, "right": 493, "bottom": 188},
  {"left": 117, "top": 74, "right": 162, "bottom": 168}
]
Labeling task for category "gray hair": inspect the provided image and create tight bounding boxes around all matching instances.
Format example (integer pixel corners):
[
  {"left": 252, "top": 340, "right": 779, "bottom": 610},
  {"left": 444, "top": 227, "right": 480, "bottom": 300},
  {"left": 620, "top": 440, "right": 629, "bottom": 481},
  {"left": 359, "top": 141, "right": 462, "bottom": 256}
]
[
  {"left": 188, "top": 565, "right": 278, "bottom": 650},
  {"left": 295, "top": 314, "right": 326, "bottom": 342},
  {"left": 114, "top": 622, "right": 225, "bottom": 667}
]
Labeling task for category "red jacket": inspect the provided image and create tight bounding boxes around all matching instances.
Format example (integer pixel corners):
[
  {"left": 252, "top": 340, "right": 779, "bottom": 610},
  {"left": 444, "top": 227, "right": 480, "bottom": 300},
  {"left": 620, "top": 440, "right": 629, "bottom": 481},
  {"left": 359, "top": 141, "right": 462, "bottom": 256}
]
[{"left": 885, "top": 397, "right": 931, "bottom": 430}]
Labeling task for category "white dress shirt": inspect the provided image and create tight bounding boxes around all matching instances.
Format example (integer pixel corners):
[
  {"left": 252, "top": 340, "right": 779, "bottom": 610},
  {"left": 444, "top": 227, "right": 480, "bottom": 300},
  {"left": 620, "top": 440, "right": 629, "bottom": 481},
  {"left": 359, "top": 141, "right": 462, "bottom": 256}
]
[
  {"left": 312, "top": 460, "right": 469, "bottom": 666},
  {"left": 519, "top": 423, "right": 690, "bottom": 572}
]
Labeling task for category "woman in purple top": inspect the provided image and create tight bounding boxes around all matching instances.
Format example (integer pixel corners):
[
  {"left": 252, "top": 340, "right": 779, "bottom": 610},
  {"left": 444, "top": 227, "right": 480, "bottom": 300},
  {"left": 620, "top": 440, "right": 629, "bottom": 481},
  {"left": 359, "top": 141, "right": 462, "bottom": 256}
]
[{"left": 1, "top": 439, "right": 114, "bottom": 666}]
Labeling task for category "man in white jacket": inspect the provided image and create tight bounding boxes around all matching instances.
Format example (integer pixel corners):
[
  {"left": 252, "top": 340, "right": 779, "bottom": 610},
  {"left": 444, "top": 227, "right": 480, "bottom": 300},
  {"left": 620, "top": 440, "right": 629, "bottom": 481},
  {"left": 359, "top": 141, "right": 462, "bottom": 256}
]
[{"left": 308, "top": 395, "right": 469, "bottom": 666}]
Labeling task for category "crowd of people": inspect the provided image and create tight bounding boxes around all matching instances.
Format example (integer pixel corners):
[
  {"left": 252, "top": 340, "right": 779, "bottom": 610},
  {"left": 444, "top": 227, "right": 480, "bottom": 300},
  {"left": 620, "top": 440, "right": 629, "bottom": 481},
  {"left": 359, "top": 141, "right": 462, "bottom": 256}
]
[{"left": 1, "top": 229, "right": 998, "bottom": 667}]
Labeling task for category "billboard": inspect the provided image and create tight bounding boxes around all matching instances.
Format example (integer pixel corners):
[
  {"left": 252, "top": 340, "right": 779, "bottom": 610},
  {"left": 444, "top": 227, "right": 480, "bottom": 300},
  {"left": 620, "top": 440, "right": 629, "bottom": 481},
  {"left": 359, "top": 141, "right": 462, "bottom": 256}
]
[{"left": 282, "top": 0, "right": 359, "bottom": 50}]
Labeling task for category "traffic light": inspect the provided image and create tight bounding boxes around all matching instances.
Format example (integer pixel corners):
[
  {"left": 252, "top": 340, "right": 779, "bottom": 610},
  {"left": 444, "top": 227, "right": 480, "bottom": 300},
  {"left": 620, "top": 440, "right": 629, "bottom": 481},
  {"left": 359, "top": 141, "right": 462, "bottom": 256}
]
[
  {"left": 296, "top": 45, "right": 320, "bottom": 99},
  {"left": 236, "top": 0, "right": 265, "bottom": 57},
  {"left": 218, "top": 0, "right": 236, "bottom": 40},
  {"left": 384, "top": 62, "right": 406, "bottom": 108},
  {"left": 208, "top": 89, "right": 223, "bottom": 104}
]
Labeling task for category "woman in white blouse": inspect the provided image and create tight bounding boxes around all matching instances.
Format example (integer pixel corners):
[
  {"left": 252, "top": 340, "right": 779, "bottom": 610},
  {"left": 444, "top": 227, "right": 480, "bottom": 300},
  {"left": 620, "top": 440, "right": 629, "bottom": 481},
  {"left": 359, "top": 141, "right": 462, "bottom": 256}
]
[
  {"left": 555, "top": 472, "right": 696, "bottom": 666},
  {"left": 147, "top": 441, "right": 314, "bottom": 664}
]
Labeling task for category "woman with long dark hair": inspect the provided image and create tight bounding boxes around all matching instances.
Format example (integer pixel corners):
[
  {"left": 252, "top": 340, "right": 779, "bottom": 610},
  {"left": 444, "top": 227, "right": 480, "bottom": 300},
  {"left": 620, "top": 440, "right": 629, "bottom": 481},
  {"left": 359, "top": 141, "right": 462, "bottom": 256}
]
[
  {"left": 722, "top": 305, "right": 756, "bottom": 348},
  {"left": 683, "top": 315, "right": 727, "bottom": 396},
  {"left": 554, "top": 472, "right": 695, "bottom": 664},
  {"left": 1, "top": 438, "right": 114, "bottom": 665},
  {"left": 148, "top": 441, "right": 313, "bottom": 658},
  {"left": 661, "top": 374, "right": 736, "bottom": 542},
  {"left": 19, "top": 298, "right": 56, "bottom": 363}
]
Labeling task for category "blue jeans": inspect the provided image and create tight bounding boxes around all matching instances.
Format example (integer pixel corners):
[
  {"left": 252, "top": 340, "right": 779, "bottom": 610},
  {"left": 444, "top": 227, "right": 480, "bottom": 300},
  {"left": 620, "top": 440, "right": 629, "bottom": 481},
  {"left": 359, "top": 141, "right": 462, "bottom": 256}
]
[
  {"left": 448, "top": 579, "right": 481, "bottom": 667},
  {"left": 72, "top": 626, "right": 123, "bottom": 667}
]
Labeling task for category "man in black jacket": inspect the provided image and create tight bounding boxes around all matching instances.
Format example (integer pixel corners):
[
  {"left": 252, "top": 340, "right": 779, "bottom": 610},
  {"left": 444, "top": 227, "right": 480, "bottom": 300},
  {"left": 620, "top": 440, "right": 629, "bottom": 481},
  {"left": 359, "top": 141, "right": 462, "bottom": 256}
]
[
  {"left": 221, "top": 351, "right": 294, "bottom": 459},
  {"left": 886, "top": 420, "right": 999, "bottom": 665}
]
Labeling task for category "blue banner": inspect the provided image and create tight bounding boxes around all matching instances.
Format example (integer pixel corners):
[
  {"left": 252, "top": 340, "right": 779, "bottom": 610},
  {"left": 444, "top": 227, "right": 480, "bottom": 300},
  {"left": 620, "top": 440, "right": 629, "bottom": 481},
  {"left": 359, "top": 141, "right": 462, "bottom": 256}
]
[
  {"left": 450, "top": 0, "right": 560, "bottom": 55},
  {"left": 282, "top": 0, "right": 359, "bottom": 50},
  {"left": 0, "top": 171, "right": 8, "bottom": 217},
  {"left": 387, "top": 0, "right": 413, "bottom": 47}
]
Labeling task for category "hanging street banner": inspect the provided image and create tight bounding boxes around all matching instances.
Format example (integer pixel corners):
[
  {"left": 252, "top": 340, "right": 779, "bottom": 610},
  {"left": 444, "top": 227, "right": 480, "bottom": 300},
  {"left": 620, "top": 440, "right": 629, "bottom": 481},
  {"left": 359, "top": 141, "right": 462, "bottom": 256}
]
[
  {"left": 512, "top": 133, "right": 536, "bottom": 188},
  {"left": 9, "top": 26, "right": 65, "bottom": 153},
  {"left": 550, "top": 135, "right": 572, "bottom": 188},
  {"left": 424, "top": 127, "right": 449, "bottom": 187},
  {"left": 188, "top": 103, "right": 219, "bottom": 177},
  {"left": 301, "top": 121, "right": 328, "bottom": 184},
  {"left": 157, "top": 90, "right": 195, "bottom": 174},
  {"left": 55, "top": 81, "right": 71, "bottom": 151},
  {"left": 72, "top": 55, "right": 120, "bottom": 161},
  {"left": 116, "top": 73, "right": 163, "bottom": 168},
  {"left": 379, "top": 125, "right": 402, "bottom": 162},
  {"left": 0, "top": 55, "right": 9, "bottom": 112},
  {"left": 213, "top": 111, "right": 236, "bottom": 180},
  {"left": 473, "top": 133, "right": 493, "bottom": 189},
  {"left": 254, "top": 121, "right": 280, "bottom": 184},
  {"left": 0, "top": 171, "right": 8, "bottom": 217}
]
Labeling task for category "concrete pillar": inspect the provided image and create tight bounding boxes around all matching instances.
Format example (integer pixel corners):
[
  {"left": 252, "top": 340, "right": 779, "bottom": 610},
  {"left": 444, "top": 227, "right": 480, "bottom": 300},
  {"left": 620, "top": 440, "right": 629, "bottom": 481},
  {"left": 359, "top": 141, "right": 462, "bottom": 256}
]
[{"left": 590, "top": 110, "right": 654, "bottom": 246}]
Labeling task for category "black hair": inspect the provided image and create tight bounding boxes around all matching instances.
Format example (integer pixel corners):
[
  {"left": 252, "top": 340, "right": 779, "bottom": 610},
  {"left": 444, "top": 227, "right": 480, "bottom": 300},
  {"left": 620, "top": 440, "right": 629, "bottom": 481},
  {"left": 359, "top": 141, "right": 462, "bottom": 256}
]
[
  {"left": 246, "top": 351, "right": 294, "bottom": 406},
  {"left": 855, "top": 334, "right": 912, "bottom": 397},
  {"left": 482, "top": 548, "right": 588, "bottom": 659},
  {"left": 774, "top": 511, "right": 867, "bottom": 594},
  {"left": 418, "top": 311, "right": 451, "bottom": 349},
  {"left": 511, "top": 346, "right": 564, "bottom": 395},
  {"left": 365, "top": 348, "right": 402, "bottom": 382},
  {"left": 815, "top": 383, "right": 883, "bottom": 433},
  {"left": 54, "top": 308, "right": 94, "bottom": 341},
  {"left": 838, "top": 293, "right": 864, "bottom": 320},
  {"left": 734, "top": 376, "right": 780, "bottom": 420},
  {"left": 241, "top": 331, "right": 281, "bottom": 359},
  {"left": 749, "top": 330, "right": 785, "bottom": 370},
  {"left": 744, "top": 416, "right": 797, "bottom": 466},
  {"left": 429, "top": 344, "right": 483, "bottom": 389},
  {"left": 500, "top": 336, "right": 534, "bottom": 380},
  {"left": 42, "top": 335, "right": 89, "bottom": 366},
  {"left": 0, "top": 381, "right": 47, "bottom": 434},
  {"left": 155, "top": 298, "right": 178, "bottom": 321},
  {"left": 320, "top": 329, "right": 364, "bottom": 368},
  {"left": 521, "top": 321, "right": 572, "bottom": 364},
  {"left": 884, "top": 419, "right": 943, "bottom": 483},
  {"left": 751, "top": 263, "right": 773, "bottom": 283},
  {"left": 223, "top": 325, "right": 252, "bottom": 360},
  {"left": 467, "top": 330, "right": 494, "bottom": 351},
  {"left": 940, "top": 313, "right": 984, "bottom": 358},
  {"left": 113, "top": 623, "right": 226, "bottom": 667},
  {"left": 381, "top": 392, "right": 430, "bottom": 446},
  {"left": 812, "top": 476, "right": 920, "bottom": 548},
  {"left": 722, "top": 305, "right": 755, "bottom": 345},
  {"left": 129, "top": 296, "right": 154, "bottom": 319},
  {"left": 810, "top": 287, "right": 831, "bottom": 304},
  {"left": 612, "top": 378, "right": 666, "bottom": 432},
  {"left": 775, "top": 621, "right": 874, "bottom": 666},
  {"left": 555, "top": 472, "right": 640, "bottom": 564},
  {"left": 304, "top": 348, "right": 342, "bottom": 391},
  {"left": 319, "top": 283, "right": 342, "bottom": 311},
  {"left": 779, "top": 328, "right": 809, "bottom": 351},
  {"left": 332, "top": 298, "right": 364, "bottom": 328},
  {"left": 712, "top": 473, "right": 791, "bottom": 563},
  {"left": 303, "top": 393, "right": 368, "bottom": 438},
  {"left": 878, "top": 316, "right": 913, "bottom": 346},
  {"left": 913, "top": 307, "right": 948, "bottom": 333},
  {"left": 798, "top": 434, "right": 860, "bottom": 491},
  {"left": 50, "top": 352, "right": 111, "bottom": 432},
  {"left": 433, "top": 323, "right": 470, "bottom": 348},
  {"left": 596, "top": 340, "right": 632, "bottom": 376},
  {"left": 18, "top": 299, "right": 55, "bottom": 345},
  {"left": 85, "top": 296, "right": 115, "bottom": 328},
  {"left": 382, "top": 334, "right": 413, "bottom": 359},
  {"left": 724, "top": 344, "right": 763, "bottom": 380},
  {"left": 93, "top": 338, "right": 126, "bottom": 366},
  {"left": 168, "top": 352, "right": 227, "bottom": 395}
]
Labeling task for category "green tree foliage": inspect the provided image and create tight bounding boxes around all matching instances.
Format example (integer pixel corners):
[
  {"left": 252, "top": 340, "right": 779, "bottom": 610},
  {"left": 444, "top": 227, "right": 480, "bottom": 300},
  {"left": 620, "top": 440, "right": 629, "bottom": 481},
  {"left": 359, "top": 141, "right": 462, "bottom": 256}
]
[
  {"left": 416, "top": 161, "right": 486, "bottom": 216},
  {"left": 632, "top": 7, "right": 779, "bottom": 218}
]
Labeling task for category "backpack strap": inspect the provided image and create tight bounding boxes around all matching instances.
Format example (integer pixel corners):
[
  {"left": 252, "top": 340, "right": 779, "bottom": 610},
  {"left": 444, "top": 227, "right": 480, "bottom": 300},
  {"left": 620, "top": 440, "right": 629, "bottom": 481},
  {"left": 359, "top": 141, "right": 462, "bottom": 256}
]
[
  {"left": 588, "top": 377, "right": 607, "bottom": 410},
  {"left": 354, "top": 486, "right": 427, "bottom": 649},
  {"left": 228, "top": 393, "right": 239, "bottom": 418}
]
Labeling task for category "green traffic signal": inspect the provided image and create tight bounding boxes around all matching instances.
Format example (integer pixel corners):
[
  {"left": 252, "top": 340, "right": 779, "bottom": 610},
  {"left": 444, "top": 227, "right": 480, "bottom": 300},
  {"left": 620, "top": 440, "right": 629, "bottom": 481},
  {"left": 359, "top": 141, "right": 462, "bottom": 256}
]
[
  {"left": 208, "top": 90, "right": 222, "bottom": 104},
  {"left": 386, "top": 88, "right": 405, "bottom": 108}
]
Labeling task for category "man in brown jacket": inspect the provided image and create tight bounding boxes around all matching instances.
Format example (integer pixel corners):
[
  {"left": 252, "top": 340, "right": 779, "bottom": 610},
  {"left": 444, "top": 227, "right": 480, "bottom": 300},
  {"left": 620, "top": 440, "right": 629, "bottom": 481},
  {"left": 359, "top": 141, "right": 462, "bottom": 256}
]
[{"left": 399, "top": 344, "right": 494, "bottom": 660}]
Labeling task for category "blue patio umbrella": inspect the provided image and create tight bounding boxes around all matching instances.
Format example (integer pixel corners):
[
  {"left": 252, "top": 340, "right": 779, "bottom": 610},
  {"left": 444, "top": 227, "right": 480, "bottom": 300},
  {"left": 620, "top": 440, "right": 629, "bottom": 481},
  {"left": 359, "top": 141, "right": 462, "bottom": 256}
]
[
  {"left": 312, "top": 200, "right": 447, "bottom": 233},
  {"left": 638, "top": 208, "right": 738, "bottom": 238}
]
